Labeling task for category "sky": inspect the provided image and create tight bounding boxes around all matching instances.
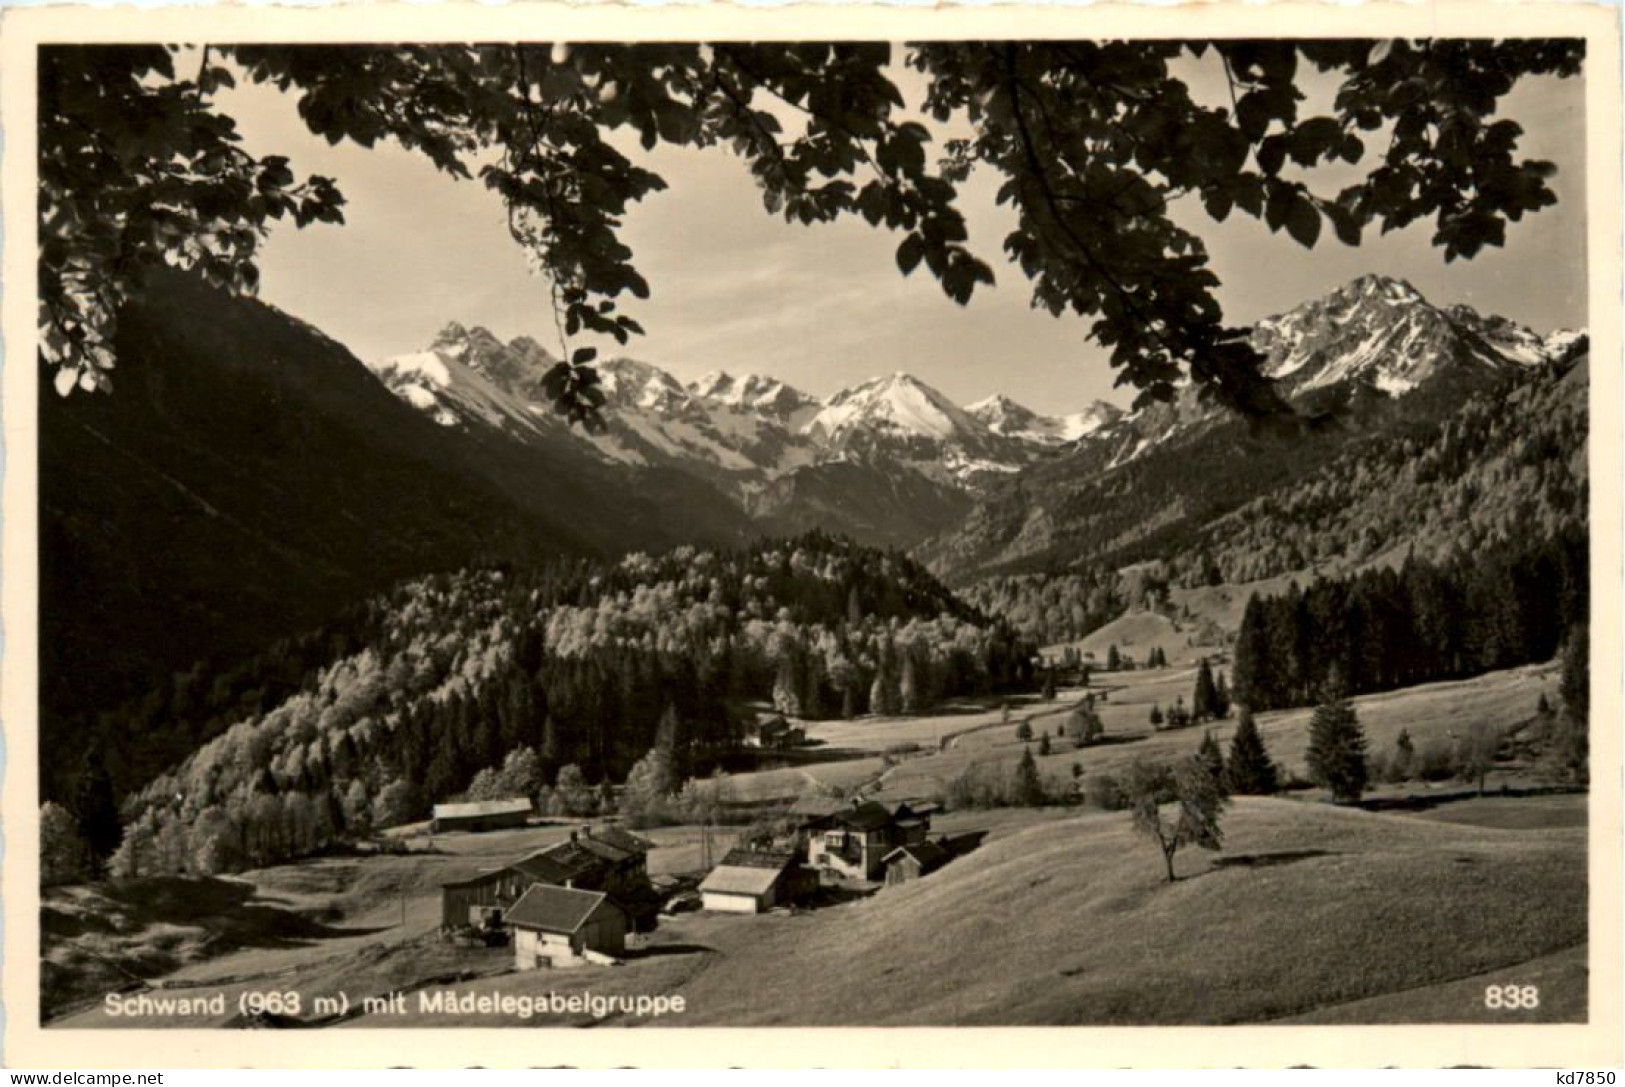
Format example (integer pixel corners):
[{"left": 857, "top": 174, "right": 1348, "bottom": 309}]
[{"left": 231, "top": 49, "right": 1588, "bottom": 415}]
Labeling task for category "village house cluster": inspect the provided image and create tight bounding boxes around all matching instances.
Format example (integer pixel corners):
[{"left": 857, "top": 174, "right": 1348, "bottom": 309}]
[{"left": 438, "top": 795, "right": 957, "bottom": 971}]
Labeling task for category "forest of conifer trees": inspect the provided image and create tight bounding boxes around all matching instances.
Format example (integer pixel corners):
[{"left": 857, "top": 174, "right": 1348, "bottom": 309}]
[{"left": 1230, "top": 528, "right": 1586, "bottom": 712}]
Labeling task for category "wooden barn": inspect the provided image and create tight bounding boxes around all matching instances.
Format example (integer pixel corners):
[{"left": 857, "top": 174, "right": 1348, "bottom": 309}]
[
  {"left": 508, "top": 885, "right": 628, "bottom": 969},
  {"left": 882, "top": 839, "right": 951, "bottom": 885},
  {"left": 430, "top": 798, "right": 532, "bottom": 834},
  {"left": 439, "top": 867, "right": 515, "bottom": 930},
  {"left": 698, "top": 849, "right": 805, "bottom": 914}
]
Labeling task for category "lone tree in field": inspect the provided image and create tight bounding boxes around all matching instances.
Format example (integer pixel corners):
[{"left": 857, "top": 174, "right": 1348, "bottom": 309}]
[
  {"left": 1454, "top": 722, "right": 1502, "bottom": 796},
  {"left": 1390, "top": 728, "right": 1417, "bottom": 782},
  {"left": 1067, "top": 706, "right": 1104, "bottom": 747},
  {"left": 1224, "top": 707, "right": 1279, "bottom": 795},
  {"left": 1125, "top": 756, "right": 1228, "bottom": 882},
  {"left": 1149, "top": 703, "right": 1165, "bottom": 728},
  {"left": 1015, "top": 718, "right": 1034, "bottom": 742},
  {"left": 1306, "top": 698, "right": 1368, "bottom": 803}
]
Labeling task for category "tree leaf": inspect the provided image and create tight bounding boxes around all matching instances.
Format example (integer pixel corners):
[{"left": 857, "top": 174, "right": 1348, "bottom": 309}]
[
  {"left": 1286, "top": 196, "right": 1321, "bottom": 248},
  {"left": 895, "top": 234, "right": 925, "bottom": 276}
]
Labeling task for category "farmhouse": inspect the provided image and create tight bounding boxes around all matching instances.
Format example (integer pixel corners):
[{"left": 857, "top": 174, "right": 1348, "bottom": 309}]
[
  {"left": 429, "top": 797, "right": 532, "bottom": 834},
  {"left": 438, "top": 824, "right": 657, "bottom": 931},
  {"left": 745, "top": 714, "right": 804, "bottom": 749},
  {"left": 882, "top": 839, "right": 951, "bottom": 885},
  {"left": 698, "top": 849, "right": 806, "bottom": 913},
  {"left": 507, "top": 884, "right": 628, "bottom": 969},
  {"left": 805, "top": 799, "right": 931, "bottom": 881}
]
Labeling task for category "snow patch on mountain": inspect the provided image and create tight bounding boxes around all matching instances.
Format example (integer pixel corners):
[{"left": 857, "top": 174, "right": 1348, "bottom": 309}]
[
  {"left": 807, "top": 372, "right": 981, "bottom": 443},
  {"left": 967, "top": 394, "right": 1124, "bottom": 444}
]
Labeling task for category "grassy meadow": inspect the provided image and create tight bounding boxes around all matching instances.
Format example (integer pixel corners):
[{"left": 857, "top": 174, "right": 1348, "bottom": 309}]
[{"left": 45, "top": 656, "right": 1586, "bottom": 1029}]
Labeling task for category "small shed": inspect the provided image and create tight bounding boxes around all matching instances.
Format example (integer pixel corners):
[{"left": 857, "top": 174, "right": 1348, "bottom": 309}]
[
  {"left": 507, "top": 884, "right": 628, "bottom": 970},
  {"left": 430, "top": 798, "right": 533, "bottom": 834},
  {"left": 882, "top": 840, "right": 950, "bottom": 885},
  {"left": 698, "top": 849, "right": 801, "bottom": 914}
]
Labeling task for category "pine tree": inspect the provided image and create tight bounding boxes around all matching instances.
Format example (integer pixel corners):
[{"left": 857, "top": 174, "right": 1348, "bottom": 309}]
[
  {"left": 1039, "top": 734, "right": 1052, "bottom": 756},
  {"left": 1560, "top": 623, "right": 1588, "bottom": 726},
  {"left": 1015, "top": 719, "right": 1033, "bottom": 742},
  {"left": 1149, "top": 703, "right": 1164, "bottom": 727},
  {"left": 869, "top": 637, "right": 901, "bottom": 716},
  {"left": 899, "top": 651, "right": 921, "bottom": 715},
  {"left": 1041, "top": 669, "right": 1057, "bottom": 700},
  {"left": 1106, "top": 645, "right": 1121, "bottom": 671},
  {"left": 772, "top": 646, "right": 803, "bottom": 718},
  {"left": 1011, "top": 746, "right": 1045, "bottom": 807},
  {"left": 1231, "top": 594, "right": 1270, "bottom": 710},
  {"left": 1192, "top": 658, "right": 1217, "bottom": 721},
  {"left": 1306, "top": 699, "right": 1368, "bottom": 803},
  {"left": 71, "top": 747, "right": 123, "bottom": 868},
  {"left": 1224, "top": 708, "right": 1278, "bottom": 795},
  {"left": 1197, "top": 731, "right": 1227, "bottom": 796}
]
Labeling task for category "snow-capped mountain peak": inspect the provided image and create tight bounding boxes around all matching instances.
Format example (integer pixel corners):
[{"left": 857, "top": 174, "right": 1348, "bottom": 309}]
[
  {"left": 689, "top": 370, "right": 819, "bottom": 424},
  {"left": 1254, "top": 273, "right": 1578, "bottom": 397},
  {"left": 967, "top": 393, "right": 1125, "bottom": 445},
  {"left": 369, "top": 326, "right": 557, "bottom": 435},
  {"left": 808, "top": 371, "right": 982, "bottom": 443}
]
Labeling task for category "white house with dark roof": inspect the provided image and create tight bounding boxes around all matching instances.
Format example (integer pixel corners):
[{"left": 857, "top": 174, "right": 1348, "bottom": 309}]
[{"left": 506, "top": 884, "right": 628, "bottom": 969}]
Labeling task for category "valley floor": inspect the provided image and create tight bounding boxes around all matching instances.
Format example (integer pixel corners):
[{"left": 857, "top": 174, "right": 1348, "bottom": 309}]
[{"left": 44, "top": 662, "right": 1587, "bottom": 1029}]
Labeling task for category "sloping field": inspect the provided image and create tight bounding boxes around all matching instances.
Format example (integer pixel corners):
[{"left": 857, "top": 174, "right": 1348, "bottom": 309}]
[
  {"left": 1038, "top": 570, "right": 1310, "bottom": 669},
  {"left": 43, "top": 821, "right": 742, "bottom": 1023},
  {"left": 875, "top": 662, "right": 1555, "bottom": 804},
  {"left": 1276, "top": 943, "right": 1587, "bottom": 1024},
  {"left": 362, "top": 798, "right": 1585, "bottom": 1027}
]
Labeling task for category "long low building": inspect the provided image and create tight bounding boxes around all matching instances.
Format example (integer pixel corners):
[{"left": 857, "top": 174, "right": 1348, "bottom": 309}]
[{"left": 430, "top": 798, "right": 533, "bottom": 834}]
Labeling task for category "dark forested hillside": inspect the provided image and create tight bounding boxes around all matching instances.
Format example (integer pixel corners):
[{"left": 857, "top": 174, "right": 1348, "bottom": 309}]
[
  {"left": 1163, "top": 354, "right": 1588, "bottom": 588},
  {"left": 933, "top": 353, "right": 1586, "bottom": 652},
  {"left": 92, "top": 534, "right": 1035, "bottom": 876},
  {"left": 41, "top": 269, "right": 754, "bottom": 799}
]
